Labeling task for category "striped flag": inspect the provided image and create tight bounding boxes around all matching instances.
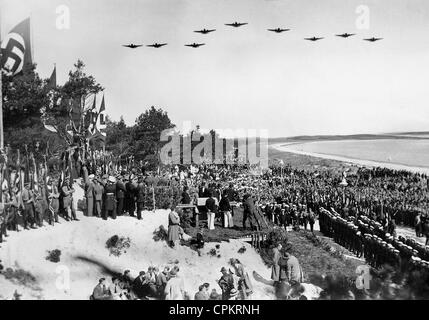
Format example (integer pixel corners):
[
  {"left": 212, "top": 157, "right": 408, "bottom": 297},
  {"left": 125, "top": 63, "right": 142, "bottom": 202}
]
[
  {"left": 89, "top": 94, "right": 107, "bottom": 142},
  {"left": 1, "top": 18, "right": 32, "bottom": 76}
]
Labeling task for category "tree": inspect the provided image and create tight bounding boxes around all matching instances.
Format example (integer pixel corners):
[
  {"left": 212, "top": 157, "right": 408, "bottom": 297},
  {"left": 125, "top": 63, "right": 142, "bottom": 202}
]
[
  {"left": 42, "top": 60, "right": 104, "bottom": 147},
  {"left": 105, "top": 116, "right": 132, "bottom": 156},
  {"left": 2, "top": 64, "right": 64, "bottom": 155},
  {"left": 131, "top": 106, "right": 175, "bottom": 168}
]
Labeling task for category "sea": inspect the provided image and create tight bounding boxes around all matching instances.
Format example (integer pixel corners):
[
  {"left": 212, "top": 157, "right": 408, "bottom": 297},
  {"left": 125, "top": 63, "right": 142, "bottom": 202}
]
[{"left": 272, "top": 138, "right": 429, "bottom": 174}]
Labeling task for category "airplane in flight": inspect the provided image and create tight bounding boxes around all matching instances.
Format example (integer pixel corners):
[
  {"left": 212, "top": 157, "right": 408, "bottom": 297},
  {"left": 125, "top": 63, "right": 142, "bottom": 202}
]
[
  {"left": 304, "top": 37, "right": 324, "bottom": 41},
  {"left": 194, "top": 29, "right": 216, "bottom": 34},
  {"left": 146, "top": 43, "right": 168, "bottom": 48},
  {"left": 336, "top": 33, "right": 356, "bottom": 38},
  {"left": 364, "top": 37, "right": 383, "bottom": 42},
  {"left": 268, "top": 28, "right": 290, "bottom": 33},
  {"left": 122, "top": 44, "right": 143, "bottom": 49},
  {"left": 185, "top": 43, "right": 205, "bottom": 48},
  {"left": 225, "top": 22, "right": 248, "bottom": 28}
]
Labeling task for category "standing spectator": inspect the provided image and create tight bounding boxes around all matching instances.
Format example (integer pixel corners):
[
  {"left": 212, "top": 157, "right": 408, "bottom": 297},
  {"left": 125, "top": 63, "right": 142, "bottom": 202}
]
[
  {"left": 136, "top": 177, "right": 145, "bottom": 220},
  {"left": 168, "top": 204, "right": 181, "bottom": 248},
  {"left": 22, "top": 182, "right": 35, "bottom": 229},
  {"left": 205, "top": 192, "right": 217, "bottom": 231},
  {"left": 218, "top": 267, "right": 234, "bottom": 300},
  {"left": 93, "top": 178, "right": 104, "bottom": 218},
  {"left": 308, "top": 209, "right": 316, "bottom": 233},
  {"left": 116, "top": 175, "right": 126, "bottom": 216},
  {"left": 83, "top": 164, "right": 95, "bottom": 217},
  {"left": 104, "top": 176, "right": 117, "bottom": 220},
  {"left": 219, "top": 191, "right": 233, "bottom": 228},
  {"left": 271, "top": 243, "right": 282, "bottom": 285}
]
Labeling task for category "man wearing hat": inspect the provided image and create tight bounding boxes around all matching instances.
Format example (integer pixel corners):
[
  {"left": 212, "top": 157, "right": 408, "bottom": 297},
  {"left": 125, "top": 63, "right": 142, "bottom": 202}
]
[
  {"left": 61, "top": 177, "right": 76, "bottom": 221},
  {"left": 218, "top": 267, "right": 235, "bottom": 300},
  {"left": 47, "top": 178, "right": 60, "bottom": 224},
  {"left": 21, "top": 182, "right": 35, "bottom": 229},
  {"left": 82, "top": 164, "right": 95, "bottom": 217},
  {"left": 116, "top": 175, "right": 126, "bottom": 217},
  {"left": 104, "top": 176, "right": 117, "bottom": 220},
  {"left": 136, "top": 177, "right": 146, "bottom": 220},
  {"left": 278, "top": 246, "right": 303, "bottom": 286},
  {"left": 194, "top": 284, "right": 209, "bottom": 300},
  {"left": 125, "top": 175, "right": 136, "bottom": 217},
  {"left": 93, "top": 177, "right": 104, "bottom": 218},
  {"left": 132, "top": 271, "right": 148, "bottom": 299}
]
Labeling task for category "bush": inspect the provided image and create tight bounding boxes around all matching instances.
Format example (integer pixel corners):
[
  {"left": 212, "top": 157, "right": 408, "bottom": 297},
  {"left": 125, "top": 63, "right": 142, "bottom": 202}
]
[
  {"left": 208, "top": 248, "right": 217, "bottom": 257},
  {"left": 106, "top": 235, "right": 131, "bottom": 257},
  {"left": 46, "top": 249, "right": 61, "bottom": 263},
  {"left": 153, "top": 225, "right": 168, "bottom": 242},
  {"left": 238, "top": 246, "right": 246, "bottom": 254}
]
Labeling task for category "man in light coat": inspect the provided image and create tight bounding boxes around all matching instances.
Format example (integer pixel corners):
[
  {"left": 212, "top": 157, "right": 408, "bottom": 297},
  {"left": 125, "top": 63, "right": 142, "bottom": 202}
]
[{"left": 164, "top": 268, "right": 185, "bottom": 300}]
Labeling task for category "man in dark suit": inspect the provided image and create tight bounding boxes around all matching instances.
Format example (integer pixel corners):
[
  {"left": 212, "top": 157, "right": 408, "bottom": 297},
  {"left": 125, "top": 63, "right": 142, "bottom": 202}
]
[
  {"left": 93, "top": 178, "right": 104, "bottom": 218},
  {"left": 181, "top": 186, "right": 191, "bottom": 205},
  {"left": 206, "top": 191, "right": 218, "bottom": 230},
  {"left": 199, "top": 182, "right": 211, "bottom": 198},
  {"left": 116, "top": 175, "right": 126, "bottom": 216},
  {"left": 136, "top": 177, "right": 146, "bottom": 220},
  {"left": 125, "top": 176, "right": 136, "bottom": 217},
  {"left": 243, "top": 194, "right": 256, "bottom": 231},
  {"left": 82, "top": 164, "right": 95, "bottom": 217},
  {"left": 132, "top": 271, "right": 148, "bottom": 299}
]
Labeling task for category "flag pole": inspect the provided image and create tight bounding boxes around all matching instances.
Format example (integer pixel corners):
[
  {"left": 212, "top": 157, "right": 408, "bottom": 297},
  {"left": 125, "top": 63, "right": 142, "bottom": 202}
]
[{"left": 0, "top": 8, "right": 4, "bottom": 151}]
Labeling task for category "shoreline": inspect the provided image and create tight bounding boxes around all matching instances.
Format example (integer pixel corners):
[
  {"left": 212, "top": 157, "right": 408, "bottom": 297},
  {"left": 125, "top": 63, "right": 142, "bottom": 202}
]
[{"left": 270, "top": 143, "right": 429, "bottom": 175}]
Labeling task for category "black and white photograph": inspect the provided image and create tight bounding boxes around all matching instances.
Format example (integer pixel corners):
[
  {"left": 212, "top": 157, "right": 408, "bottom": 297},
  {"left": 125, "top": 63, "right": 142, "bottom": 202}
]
[{"left": 1, "top": 0, "right": 429, "bottom": 308}]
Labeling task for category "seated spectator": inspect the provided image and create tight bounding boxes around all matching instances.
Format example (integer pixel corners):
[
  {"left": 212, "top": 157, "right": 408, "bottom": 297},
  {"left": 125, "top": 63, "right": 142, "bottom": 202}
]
[
  {"left": 132, "top": 271, "right": 147, "bottom": 299},
  {"left": 91, "top": 278, "right": 111, "bottom": 300},
  {"left": 109, "top": 277, "right": 128, "bottom": 300},
  {"left": 165, "top": 268, "right": 185, "bottom": 300},
  {"left": 194, "top": 284, "right": 209, "bottom": 300}
]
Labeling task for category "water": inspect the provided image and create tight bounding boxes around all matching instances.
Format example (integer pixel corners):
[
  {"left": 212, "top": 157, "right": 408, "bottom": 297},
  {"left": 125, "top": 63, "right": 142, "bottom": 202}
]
[{"left": 282, "top": 139, "right": 429, "bottom": 170}]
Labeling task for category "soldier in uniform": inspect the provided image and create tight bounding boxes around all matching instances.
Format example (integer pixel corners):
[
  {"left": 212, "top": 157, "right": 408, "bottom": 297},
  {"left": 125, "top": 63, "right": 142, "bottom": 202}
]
[
  {"left": 136, "top": 177, "right": 146, "bottom": 220},
  {"left": 116, "top": 175, "right": 126, "bottom": 217},
  {"left": 104, "top": 176, "right": 117, "bottom": 220},
  {"left": 93, "top": 178, "right": 104, "bottom": 218},
  {"left": 125, "top": 176, "right": 136, "bottom": 217},
  {"left": 34, "top": 189, "right": 45, "bottom": 227},
  {"left": 21, "top": 182, "right": 35, "bottom": 229},
  {"left": 47, "top": 178, "right": 60, "bottom": 224},
  {"left": 6, "top": 188, "right": 19, "bottom": 232},
  {"left": 83, "top": 164, "right": 95, "bottom": 217},
  {"left": 61, "top": 177, "right": 75, "bottom": 221}
]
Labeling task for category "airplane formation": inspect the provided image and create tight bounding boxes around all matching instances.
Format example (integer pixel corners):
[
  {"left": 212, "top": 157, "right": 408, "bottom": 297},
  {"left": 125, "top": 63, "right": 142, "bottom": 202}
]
[{"left": 122, "top": 21, "right": 383, "bottom": 49}]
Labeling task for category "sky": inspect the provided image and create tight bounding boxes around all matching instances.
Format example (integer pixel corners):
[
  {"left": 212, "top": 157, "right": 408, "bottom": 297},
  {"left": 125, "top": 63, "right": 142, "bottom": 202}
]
[{"left": 2, "top": 0, "right": 429, "bottom": 138}]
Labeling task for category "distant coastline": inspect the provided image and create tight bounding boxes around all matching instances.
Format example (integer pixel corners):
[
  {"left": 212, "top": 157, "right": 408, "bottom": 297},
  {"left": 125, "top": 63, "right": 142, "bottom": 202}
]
[{"left": 270, "top": 141, "right": 429, "bottom": 175}]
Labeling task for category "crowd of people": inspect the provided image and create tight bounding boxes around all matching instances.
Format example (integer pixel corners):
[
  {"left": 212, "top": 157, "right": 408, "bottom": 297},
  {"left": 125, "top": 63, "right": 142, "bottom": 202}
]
[
  {"left": 90, "top": 258, "right": 254, "bottom": 300},
  {"left": 2, "top": 146, "right": 429, "bottom": 300}
]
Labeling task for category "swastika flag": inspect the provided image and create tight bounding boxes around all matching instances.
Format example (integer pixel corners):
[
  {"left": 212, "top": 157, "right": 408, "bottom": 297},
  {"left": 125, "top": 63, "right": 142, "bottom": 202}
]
[{"left": 1, "top": 18, "right": 32, "bottom": 77}]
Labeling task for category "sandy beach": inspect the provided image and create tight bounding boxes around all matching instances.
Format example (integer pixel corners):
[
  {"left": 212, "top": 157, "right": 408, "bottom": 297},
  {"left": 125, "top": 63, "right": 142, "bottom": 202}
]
[{"left": 270, "top": 143, "right": 429, "bottom": 175}]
